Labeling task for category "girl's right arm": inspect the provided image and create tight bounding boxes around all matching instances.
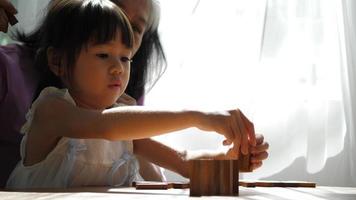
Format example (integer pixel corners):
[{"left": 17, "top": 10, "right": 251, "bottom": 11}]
[{"left": 34, "top": 95, "right": 256, "bottom": 155}]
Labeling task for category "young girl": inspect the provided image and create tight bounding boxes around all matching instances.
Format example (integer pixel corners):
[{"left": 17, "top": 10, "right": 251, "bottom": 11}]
[{"left": 6, "top": 0, "right": 256, "bottom": 189}]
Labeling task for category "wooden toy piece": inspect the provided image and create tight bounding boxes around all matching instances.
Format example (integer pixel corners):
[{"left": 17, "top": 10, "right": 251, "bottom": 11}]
[
  {"left": 171, "top": 182, "right": 190, "bottom": 189},
  {"left": 239, "top": 180, "right": 256, "bottom": 187},
  {"left": 189, "top": 159, "right": 239, "bottom": 197},
  {"left": 4, "top": 10, "right": 18, "bottom": 26},
  {"left": 239, "top": 180, "right": 316, "bottom": 188},
  {"left": 133, "top": 181, "right": 170, "bottom": 190},
  {"left": 233, "top": 160, "right": 239, "bottom": 194},
  {"left": 254, "top": 180, "right": 316, "bottom": 188},
  {"left": 132, "top": 181, "right": 190, "bottom": 190}
]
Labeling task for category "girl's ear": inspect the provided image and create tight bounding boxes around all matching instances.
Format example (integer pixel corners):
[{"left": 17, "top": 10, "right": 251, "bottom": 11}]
[{"left": 47, "top": 47, "right": 64, "bottom": 76}]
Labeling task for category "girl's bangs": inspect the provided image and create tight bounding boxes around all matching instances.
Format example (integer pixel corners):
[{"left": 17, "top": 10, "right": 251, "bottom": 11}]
[
  {"left": 79, "top": 1, "right": 133, "bottom": 48},
  {"left": 83, "top": 4, "right": 133, "bottom": 47}
]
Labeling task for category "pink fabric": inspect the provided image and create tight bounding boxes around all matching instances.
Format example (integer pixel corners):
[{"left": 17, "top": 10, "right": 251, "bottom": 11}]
[
  {"left": 137, "top": 95, "right": 144, "bottom": 106},
  {"left": 0, "top": 44, "right": 38, "bottom": 187}
]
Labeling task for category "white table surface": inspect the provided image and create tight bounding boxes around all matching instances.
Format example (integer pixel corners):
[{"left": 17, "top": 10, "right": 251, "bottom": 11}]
[{"left": 1, "top": 186, "right": 356, "bottom": 200}]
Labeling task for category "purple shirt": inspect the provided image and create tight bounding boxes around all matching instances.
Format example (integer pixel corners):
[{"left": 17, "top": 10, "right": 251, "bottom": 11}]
[{"left": 0, "top": 44, "right": 38, "bottom": 187}]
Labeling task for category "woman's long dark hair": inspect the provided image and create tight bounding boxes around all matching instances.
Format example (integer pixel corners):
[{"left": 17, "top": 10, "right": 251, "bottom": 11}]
[
  {"left": 127, "top": 26, "right": 166, "bottom": 101},
  {"left": 122, "top": 0, "right": 167, "bottom": 101}
]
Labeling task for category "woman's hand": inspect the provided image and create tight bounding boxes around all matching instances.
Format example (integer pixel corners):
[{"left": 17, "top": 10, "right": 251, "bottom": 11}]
[
  {"left": 0, "top": 0, "right": 17, "bottom": 32},
  {"left": 250, "top": 134, "right": 269, "bottom": 170},
  {"left": 197, "top": 109, "right": 256, "bottom": 158}
]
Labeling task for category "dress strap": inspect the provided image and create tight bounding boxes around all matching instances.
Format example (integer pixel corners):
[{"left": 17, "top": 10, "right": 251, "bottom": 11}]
[
  {"left": 64, "top": 139, "right": 87, "bottom": 187},
  {"left": 107, "top": 152, "right": 139, "bottom": 186}
]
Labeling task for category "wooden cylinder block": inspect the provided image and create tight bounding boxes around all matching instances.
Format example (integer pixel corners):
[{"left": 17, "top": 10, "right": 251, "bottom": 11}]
[{"left": 189, "top": 159, "right": 239, "bottom": 196}]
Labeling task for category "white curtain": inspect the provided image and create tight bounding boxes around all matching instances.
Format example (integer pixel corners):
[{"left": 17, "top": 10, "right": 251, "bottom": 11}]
[
  {"left": 0, "top": 0, "right": 49, "bottom": 42},
  {"left": 148, "top": 0, "right": 356, "bottom": 186},
  {"left": 338, "top": 0, "right": 356, "bottom": 186},
  {"left": 0, "top": 0, "right": 48, "bottom": 44},
  {"left": 12, "top": 0, "right": 48, "bottom": 33}
]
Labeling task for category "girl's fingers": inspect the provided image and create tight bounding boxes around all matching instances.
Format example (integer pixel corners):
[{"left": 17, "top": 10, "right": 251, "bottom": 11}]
[
  {"left": 251, "top": 151, "right": 269, "bottom": 163},
  {"left": 117, "top": 93, "right": 137, "bottom": 105},
  {"left": 235, "top": 110, "right": 249, "bottom": 155},
  {"left": 222, "top": 139, "right": 233, "bottom": 146},
  {"left": 230, "top": 116, "right": 241, "bottom": 158},
  {"left": 223, "top": 124, "right": 235, "bottom": 145},
  {"left": 240, "top": 111, "right": 256, "bottom": 146},
  {"left": 251, "top": 142, "right": 269, "bottom": 154},
  {"left": 251, "top": 162, "right": 263, "bottom": 170},
  {"left": 226, "top": 146, "right": 238, "bottom": 159},
  {"left": 255, "top": 134, "right": 264, "bottom": 145}
]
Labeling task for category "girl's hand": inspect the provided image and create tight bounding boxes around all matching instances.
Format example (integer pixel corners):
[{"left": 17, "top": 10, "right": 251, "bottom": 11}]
[
  {"left": 197, "top": 109, "right": 256, "bottom": 158},
  {"left": 0, "top": 0, "right": 17, "bottom": 32},
  {"left": 250, "top": 134, "right": 269, "bottom": 170},
  {"left": 117, "top": 93, "right": 137, "bottom": 106},
  {"left": 213, "top": 134, "right": 269, "bottom": 170}
]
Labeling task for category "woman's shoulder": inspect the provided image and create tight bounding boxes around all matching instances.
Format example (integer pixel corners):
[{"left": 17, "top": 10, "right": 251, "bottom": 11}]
[
  {"left": 0, "top": 44, "right": 22, "bottom": 54},
  {"left": 0, "top": 43, "right": 33, "bottom": 60}
]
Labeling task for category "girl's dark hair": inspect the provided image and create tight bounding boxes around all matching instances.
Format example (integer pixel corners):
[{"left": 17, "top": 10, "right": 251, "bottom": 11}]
[
  {"left": 15, "top": 0, "right": 166, "bottom": 102},
  {"left": 15, "top": 0, "right": 133, "bottom": 98}
]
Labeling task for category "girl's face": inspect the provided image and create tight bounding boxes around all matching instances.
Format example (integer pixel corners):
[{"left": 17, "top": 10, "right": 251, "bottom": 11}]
[
  {"left": 117, "top": 0, "right": 151, "bottom": 55},
  {"left": 69, "top": 31, "right": 132, "bottom": 109}
]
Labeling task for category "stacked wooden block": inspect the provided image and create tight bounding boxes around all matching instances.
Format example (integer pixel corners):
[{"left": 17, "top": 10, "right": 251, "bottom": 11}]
[{"left": 189, "top": 153, "right": 251, "bottom": 197}]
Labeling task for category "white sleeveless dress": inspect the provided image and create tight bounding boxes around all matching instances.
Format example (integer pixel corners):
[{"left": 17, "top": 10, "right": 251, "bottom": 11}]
[{"left": 6, "top": 87, "right": 139, "bottom": 189}]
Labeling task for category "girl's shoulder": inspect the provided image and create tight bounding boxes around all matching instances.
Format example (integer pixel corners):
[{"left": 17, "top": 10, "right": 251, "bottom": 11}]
[
  {"left": 34, "top": 86, "right": 76, "bottom": 115},
  {"left": 37, "top": 87, "right": 72, "bottom": 101},
  {"left": 34, "top": 87, "right": 75, "bottom": 110},
  {"left": 21, "top": 87, "right": 75, "bottom": 135}
]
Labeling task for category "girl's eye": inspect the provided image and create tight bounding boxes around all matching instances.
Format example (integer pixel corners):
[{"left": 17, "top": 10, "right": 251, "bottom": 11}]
[
  {"left": 96, "top": 53, "right": 109, "bottom": 59},
  {"left": 120, "top": 57, "right": 132, "bottom": 63}
]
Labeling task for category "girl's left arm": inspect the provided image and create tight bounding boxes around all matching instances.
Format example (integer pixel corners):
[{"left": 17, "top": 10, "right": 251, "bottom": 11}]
[
  {"left": 133, "top": 138, "right": 190, "bottom": 178},
  {"left": 134, "top": 135, "right": 269, "bottom": 179},
  {"left": 118, "top": 94, "right": 167, "bottom": 181},
  {"left": 135, "top": 153, "right": 165, "bottom": 181}
]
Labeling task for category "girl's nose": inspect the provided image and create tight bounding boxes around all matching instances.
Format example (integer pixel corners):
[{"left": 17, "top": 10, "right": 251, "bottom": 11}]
[{"left": 110, "top": 57, "right": 124, "bottom": 74}]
